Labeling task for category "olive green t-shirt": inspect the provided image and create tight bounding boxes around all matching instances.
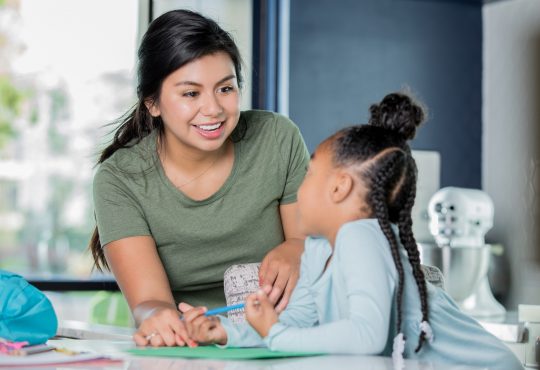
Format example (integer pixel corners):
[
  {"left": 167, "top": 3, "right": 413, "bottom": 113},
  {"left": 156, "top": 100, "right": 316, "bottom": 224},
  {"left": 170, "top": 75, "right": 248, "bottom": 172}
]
[{"left": 93, "top": 110, "right": 309, "bottom": 308}]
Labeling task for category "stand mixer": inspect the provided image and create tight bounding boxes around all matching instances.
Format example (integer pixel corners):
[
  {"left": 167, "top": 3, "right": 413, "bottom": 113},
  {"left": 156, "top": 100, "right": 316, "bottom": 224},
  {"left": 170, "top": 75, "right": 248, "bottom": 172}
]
[{"left": 420, "top": 187, "right": 506, "bottom": 319}]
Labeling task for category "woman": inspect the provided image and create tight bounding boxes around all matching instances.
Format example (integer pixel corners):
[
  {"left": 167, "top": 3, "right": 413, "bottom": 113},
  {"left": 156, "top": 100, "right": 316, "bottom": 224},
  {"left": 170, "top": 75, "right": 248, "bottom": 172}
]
[{"left": 89, "top": 9, "right": 309, "bottom": 347}]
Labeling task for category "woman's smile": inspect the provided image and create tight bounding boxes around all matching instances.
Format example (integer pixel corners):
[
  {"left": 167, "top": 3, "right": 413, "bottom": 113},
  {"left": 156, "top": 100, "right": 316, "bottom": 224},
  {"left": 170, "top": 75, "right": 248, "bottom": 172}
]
[{"left": 192, "top": 121, "right": 226, "bottom": 139}]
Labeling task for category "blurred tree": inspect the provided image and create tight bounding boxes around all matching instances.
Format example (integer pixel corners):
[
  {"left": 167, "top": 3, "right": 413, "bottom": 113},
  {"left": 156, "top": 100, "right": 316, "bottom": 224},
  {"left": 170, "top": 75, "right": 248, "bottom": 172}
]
[{"left": 0, "top": 0, "right": 25, "bottom": 150}]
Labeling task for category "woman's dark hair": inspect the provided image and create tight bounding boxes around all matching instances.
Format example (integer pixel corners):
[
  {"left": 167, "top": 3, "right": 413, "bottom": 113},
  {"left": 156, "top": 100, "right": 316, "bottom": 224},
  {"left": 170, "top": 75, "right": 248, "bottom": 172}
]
[
  {"left": 89, "top": 9, "right": 244, "bottom": 271},
  {"left": 331, "top": 92, "right": 429, "bottom": 353}
]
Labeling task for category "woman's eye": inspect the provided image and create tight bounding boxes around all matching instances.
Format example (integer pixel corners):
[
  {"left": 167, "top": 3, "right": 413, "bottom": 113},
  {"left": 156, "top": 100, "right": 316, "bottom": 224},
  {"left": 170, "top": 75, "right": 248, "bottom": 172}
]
[
  {"left": 183, "top": 91, "right": 199, "bottom": 98},
  {"left": 219, "top": 86, "right": 234, "bottom": 94}
]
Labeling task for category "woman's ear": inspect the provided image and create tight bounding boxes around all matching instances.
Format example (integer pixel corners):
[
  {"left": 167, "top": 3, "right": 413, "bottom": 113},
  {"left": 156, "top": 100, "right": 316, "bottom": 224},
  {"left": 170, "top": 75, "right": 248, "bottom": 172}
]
[
  {"left": 144, "top": 99, "right": 160, "bottom": 117},
  {"left": 330, "top": 172, "right": 354, "bottom": 203}
]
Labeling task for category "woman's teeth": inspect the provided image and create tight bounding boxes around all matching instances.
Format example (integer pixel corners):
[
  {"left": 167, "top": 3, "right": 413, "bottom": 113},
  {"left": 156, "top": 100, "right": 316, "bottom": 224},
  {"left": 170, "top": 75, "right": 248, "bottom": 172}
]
[{"left": 197, "top": 122, "right": 222, "bottom": 131}]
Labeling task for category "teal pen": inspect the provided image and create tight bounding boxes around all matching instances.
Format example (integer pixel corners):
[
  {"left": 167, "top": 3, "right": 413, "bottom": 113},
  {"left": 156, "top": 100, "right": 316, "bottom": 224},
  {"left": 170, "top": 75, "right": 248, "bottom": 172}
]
[{"left": 204, "top": 303, "right": 245, "bottom": 316}]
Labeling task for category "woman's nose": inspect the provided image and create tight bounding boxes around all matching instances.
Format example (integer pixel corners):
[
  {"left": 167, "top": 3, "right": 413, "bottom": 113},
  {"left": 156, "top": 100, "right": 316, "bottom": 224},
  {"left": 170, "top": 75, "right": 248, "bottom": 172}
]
[{"left": 200, "top": 92, "right": 223, "bottom": 116}]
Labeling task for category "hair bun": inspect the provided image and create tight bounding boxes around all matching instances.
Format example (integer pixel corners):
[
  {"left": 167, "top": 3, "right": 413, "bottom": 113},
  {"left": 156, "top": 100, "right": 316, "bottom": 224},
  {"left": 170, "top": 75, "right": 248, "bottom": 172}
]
[{"left": 368, "top": 92, "right": 426, "bottom": 140}]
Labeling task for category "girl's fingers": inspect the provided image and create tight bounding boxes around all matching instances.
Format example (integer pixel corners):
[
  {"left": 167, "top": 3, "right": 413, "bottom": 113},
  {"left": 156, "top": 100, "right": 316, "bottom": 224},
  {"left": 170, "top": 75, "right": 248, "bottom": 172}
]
[
  {"left": 182, "top": 307, "right": 207, "bottom": 346},
  {"left": 256, "top": 289, "right": 273, "bottom": 308},
  {"left": 245, "top": 292, "right": 263, "bottom": 315},
  {"left": 199, "top": 318, "right": 217, "bottom": 341},
  {"left": 189, "top": 314, "right": 210, "bottom": 341},
  {"left": 183, "top": 306, "right": 207, "bottom": 323},
  {"left": 246, "top": 292, "right": 257, "bottom": 303},
  {"left": 178, "top": 302, "right": 194, "bottom": 313}
]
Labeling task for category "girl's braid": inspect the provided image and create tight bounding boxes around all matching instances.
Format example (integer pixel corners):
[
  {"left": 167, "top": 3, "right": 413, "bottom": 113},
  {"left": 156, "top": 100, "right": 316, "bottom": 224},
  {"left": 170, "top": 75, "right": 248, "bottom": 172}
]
[
  {"left": 367, "top": 151, "right": 407, "bottom": 335},
  {"left": 396, "top": 160, "right": 430, "bottom": 352}
]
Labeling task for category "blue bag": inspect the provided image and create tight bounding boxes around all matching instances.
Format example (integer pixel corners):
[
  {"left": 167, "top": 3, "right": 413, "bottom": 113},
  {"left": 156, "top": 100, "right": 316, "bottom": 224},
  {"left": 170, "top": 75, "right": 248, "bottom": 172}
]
[{"left": 0, "top": 269, "right": 58, "bottom": 345}]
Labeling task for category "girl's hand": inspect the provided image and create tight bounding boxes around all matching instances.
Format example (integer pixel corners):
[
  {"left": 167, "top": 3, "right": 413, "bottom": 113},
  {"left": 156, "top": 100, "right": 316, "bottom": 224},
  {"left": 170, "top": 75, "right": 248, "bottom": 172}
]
[
  {"left": 180, "top": 303, "right": 227, "bottom": 346},
  {"left": 133, "top": 304, "right": 192, "bottom": 347},
  {"left": 245, "top": 290, "right": 278, "bottom": 337},
  {"left": 259, "top": 238, "right": 303, "bottom": 313}
]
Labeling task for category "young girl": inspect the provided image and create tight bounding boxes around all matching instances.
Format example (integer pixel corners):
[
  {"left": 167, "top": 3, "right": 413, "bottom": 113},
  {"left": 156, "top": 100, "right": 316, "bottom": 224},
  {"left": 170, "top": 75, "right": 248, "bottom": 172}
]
[{"left": 182, "top": 92, "right": 523, "bottom": 369}]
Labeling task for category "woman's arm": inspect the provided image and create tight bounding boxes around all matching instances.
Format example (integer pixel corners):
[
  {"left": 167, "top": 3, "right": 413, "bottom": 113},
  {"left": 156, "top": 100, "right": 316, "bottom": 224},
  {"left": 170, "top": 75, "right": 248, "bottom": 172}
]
[
  {"left": 104, "top": 235, "right": 193, "bottom": 347},
  {"left": 259, "top": 202, "right": 305, "bottom": 312}
]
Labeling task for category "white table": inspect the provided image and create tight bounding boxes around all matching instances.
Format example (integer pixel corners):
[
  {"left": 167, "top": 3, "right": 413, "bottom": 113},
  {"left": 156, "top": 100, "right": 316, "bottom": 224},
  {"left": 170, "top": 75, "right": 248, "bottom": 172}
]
[{"left": 41, "top": 338, "right": 484, "bottom": 370}]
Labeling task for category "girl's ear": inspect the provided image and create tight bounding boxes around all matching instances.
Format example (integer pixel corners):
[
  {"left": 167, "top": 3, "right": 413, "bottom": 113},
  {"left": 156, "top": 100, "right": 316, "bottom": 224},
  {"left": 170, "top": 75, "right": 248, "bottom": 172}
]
[
  {"left": 330, "top": 172, "right": 354, "bottom": 203},
  {"left": 144, "top": 99, "right": 160, "bottom": 117}
]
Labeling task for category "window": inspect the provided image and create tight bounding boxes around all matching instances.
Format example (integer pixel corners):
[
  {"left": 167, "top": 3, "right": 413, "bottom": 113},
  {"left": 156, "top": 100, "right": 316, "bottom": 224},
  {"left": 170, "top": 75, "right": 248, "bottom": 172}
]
[
  {"left": 0, "top": 0, "right": 139, "bottom": 276},
  {"left": 0, "top": 0, "right": 257, "bottom": 279}
]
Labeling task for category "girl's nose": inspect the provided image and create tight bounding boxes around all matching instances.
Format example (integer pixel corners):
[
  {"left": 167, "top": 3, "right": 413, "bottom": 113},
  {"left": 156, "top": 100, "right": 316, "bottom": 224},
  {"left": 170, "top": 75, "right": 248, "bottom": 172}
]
[{"left": 200, "top": 92, "right": 223, "bottom": 116}]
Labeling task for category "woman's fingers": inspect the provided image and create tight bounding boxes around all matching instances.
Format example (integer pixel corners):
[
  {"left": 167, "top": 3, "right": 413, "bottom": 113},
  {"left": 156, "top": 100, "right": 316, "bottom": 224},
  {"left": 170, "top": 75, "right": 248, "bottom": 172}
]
[
  {"left": 175, "top": 333, "right": 185, "bottom": 347},
  {"left": 259, "top": 243, "right": 301, "bottom": 310},
  {"left": 149, "top": 332, "right": 165, "bottom": 347},
  {"left": 268, "top": 265, "right": 291, "bottom": 304},
  {"left": 259, "top": 257, "right": 277, "bottom": 294},
  {"left": 259, "top": 257, "right": 281, "bottom": 301},
  {"left": 275, "top": 268, "right": 299, "bottom": 313},
  {"left": 133, "top": 331, "right": 149, "bottom": 346},
  {"left": 260, "top": 258, "right": 290, "bottom": 305},
  {"left": 133, "top": 307, "right": 191, "bottom": 347}
]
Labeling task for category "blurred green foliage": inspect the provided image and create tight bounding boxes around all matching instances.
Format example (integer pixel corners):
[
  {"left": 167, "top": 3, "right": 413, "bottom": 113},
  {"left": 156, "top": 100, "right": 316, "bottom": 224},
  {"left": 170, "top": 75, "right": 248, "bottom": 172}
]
[{"left": 0, "top": 76, "right": 25, "bottom": 149}]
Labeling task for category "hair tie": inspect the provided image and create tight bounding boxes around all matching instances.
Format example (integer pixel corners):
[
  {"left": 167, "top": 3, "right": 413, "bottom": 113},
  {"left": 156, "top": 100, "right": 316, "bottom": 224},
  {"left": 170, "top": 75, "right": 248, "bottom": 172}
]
[
  {"left": 419, "top": 321, "right": 434, "bottom": 344},
  {"left": 392, "top": 332, "right": 406, "bottom": 370}
]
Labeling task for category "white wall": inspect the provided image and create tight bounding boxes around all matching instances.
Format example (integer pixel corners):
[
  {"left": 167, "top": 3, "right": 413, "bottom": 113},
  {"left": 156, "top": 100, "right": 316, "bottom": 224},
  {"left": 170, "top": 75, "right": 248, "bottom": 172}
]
[{"left": 483, "top": 0, "right": 540, "bottom": 307}]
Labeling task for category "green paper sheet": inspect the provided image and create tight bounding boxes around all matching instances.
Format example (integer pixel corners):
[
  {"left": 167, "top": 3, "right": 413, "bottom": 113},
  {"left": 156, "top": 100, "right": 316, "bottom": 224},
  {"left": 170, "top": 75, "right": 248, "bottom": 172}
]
[{"left": 126, "top": 345, "right": 323, "bottom": 360}]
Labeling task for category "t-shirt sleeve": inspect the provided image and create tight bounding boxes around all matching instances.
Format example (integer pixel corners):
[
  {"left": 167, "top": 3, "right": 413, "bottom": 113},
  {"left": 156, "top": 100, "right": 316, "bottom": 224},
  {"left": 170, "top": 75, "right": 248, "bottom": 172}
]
[
  {"left": 93, "top": 164, "right": 151, "bottom": 246},
  {"left": 273, "top": 115, "right": 310, "bottom": 205},
  {"left": 263, "top": 223, "right": 395, "bottom": 354}
]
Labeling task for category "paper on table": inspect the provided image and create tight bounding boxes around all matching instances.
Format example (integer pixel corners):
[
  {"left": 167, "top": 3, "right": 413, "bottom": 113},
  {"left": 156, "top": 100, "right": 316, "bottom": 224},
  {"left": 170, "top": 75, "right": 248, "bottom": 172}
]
[
  {"left": 0, "top": 350, "right": 105, "bottom": 366},
  {"left": 127, "top": 346, "right": 323, "bottom": 360}
]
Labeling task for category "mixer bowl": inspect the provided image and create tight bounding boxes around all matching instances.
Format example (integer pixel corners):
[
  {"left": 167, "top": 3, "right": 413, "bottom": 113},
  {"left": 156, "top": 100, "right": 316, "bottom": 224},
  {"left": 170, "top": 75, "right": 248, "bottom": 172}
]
[{"left": 418, "top": 243, "right": 491, "bottom": 302}]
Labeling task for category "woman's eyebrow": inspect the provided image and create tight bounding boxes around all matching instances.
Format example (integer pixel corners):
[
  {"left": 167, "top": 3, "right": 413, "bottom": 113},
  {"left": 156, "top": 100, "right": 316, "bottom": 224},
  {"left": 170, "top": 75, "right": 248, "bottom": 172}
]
[{"left": 174, "top": 74, "right": 236, "bottom": 87}]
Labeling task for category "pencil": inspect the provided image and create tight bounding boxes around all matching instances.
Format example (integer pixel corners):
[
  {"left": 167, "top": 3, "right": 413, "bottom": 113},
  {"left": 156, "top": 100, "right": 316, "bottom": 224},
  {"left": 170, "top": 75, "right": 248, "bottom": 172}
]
[
  {"left": 204, "top": 303, "right": 245, "bottom": 316},
  {"left": 8, "top": 344, "right": 54, "bottom": 356}
]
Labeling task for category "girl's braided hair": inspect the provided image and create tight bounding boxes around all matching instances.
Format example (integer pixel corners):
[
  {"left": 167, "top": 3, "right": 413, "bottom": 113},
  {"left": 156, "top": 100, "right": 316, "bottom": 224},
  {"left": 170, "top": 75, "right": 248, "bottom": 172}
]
[{"left": 331, "top": 92, "right": 429, "bottom": 353}]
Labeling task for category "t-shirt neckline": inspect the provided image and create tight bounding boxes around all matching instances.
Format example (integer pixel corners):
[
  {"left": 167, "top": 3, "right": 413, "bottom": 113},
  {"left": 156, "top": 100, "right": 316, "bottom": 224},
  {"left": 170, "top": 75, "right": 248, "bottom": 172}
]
[{"left": 153, "top": 132, "right": 243, "bottom": 207}]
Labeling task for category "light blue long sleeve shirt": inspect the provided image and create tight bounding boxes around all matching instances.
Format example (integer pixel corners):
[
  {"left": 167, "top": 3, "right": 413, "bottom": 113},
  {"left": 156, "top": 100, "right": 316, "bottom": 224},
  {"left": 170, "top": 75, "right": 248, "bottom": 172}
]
[{"left": 220, "top": 219, "right": 522, "bottom": 370}]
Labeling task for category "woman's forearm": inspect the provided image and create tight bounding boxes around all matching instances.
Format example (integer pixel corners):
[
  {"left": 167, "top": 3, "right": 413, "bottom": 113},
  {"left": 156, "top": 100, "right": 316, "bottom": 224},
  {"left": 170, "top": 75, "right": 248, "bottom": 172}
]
[{"left": 132, "top": 300, "right": 178, "bottom": 326}]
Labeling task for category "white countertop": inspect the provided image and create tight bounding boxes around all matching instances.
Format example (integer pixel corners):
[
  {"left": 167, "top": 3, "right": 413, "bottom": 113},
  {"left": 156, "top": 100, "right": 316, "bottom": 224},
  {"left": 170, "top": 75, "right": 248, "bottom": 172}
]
[{"left": 40, "top": 338, "right": 484, "bottom": 370}]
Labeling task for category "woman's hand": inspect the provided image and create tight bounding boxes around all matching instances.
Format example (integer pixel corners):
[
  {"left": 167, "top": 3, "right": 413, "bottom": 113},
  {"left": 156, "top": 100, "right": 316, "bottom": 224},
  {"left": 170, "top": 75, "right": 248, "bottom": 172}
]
[
  {"left": 259, "top": 238, "right": 303, "bottom": 313},
  {"left": 103, "top": 236, "right": 196, "bottom": 348},
  {"left": 179, "top": 303, "right": 227, "bottom": 346},
  {"left": 260, "top": 202, "right": 305, "bottom": 313},
  {"left": 245, "top": 290, "right": 278, "bottom": 337},
  {"left": 132, "top": 301, "right": 195, "bottom": 347}
]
